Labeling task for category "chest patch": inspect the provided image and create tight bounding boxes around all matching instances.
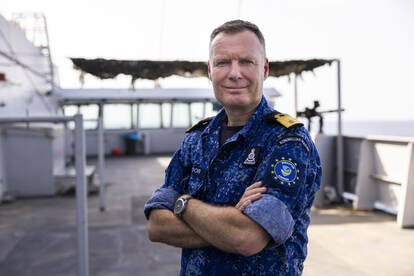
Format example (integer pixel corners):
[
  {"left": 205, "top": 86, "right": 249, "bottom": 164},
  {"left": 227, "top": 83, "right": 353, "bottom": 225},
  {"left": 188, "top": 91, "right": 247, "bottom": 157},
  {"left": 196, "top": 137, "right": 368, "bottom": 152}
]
[{"left": 243, "top": 146, "right": 261, "bottom": 166}]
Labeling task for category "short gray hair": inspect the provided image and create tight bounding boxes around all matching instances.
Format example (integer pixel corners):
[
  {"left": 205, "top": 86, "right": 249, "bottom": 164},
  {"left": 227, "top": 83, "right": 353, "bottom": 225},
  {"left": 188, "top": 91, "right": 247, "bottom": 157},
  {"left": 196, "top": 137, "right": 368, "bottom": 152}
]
[{"left": 209, "top": 20, "right": 266, "bottom": 56}]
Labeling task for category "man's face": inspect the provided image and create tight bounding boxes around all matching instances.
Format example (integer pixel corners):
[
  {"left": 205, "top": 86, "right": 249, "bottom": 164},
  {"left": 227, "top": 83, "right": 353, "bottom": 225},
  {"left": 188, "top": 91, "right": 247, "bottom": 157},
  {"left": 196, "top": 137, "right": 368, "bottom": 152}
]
[{"left": 208, "top": 30, "right": 269, "bottom": 112}]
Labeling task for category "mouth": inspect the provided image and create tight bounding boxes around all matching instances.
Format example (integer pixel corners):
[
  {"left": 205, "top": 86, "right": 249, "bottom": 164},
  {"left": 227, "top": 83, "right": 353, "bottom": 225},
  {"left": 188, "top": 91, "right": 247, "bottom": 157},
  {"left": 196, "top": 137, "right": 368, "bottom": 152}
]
[{"left": 222, "top": 86, "right": 248, "bottom": 92}]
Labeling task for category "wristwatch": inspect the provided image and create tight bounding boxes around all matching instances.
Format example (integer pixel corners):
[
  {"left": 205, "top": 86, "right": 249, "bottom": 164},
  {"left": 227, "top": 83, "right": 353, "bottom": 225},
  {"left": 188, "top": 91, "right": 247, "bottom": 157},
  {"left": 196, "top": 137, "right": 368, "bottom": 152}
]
[{"left": 174, "top": 196, "right": 192, "bottom": 217}]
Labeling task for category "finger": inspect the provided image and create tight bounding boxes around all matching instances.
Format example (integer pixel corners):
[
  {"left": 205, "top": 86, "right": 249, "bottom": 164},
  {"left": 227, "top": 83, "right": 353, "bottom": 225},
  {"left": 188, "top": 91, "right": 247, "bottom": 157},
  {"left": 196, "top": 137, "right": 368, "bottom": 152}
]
[
  {"left": 246, "top": 181, "right": 262, "bottom": 191},
  {"left": 236, "top": 200, "right": 246, "bottom": 211},
  {"left": 240, "top": 193, "right": 262, "bottom": 210},
  {"left": 246, "top": 192, "right": 262, "bottom": 202},
  {"left": 236, "top": 198, "right": 248, "bottom": 209},
  {"left": 237, "top": 192, "right": 262, "bottom": 210},
  {"left": 239, "top": 199, "right": 251, "bottom": 211},
  {"left": 245, "top": 181, "right": 262, "bottom": 191},
  {"left": 242, "top": 186, "right": 267, "bottom": 198},
  {"left": 236, "top": 196, "right": 251, "bottom": 210}
]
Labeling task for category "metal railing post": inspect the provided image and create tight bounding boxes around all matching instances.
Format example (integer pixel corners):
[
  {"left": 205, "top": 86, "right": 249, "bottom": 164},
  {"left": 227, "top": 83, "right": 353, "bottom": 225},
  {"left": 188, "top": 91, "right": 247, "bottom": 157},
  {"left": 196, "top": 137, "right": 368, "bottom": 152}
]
[
  {"left": 97, "top": 115, "right": 105, "bottom": 211},
  {"left": 74, "top": 114, "right": 89, "bottom": 276},
  {"left": 336, "top": 59, "right": 344, "bottom": 198}
]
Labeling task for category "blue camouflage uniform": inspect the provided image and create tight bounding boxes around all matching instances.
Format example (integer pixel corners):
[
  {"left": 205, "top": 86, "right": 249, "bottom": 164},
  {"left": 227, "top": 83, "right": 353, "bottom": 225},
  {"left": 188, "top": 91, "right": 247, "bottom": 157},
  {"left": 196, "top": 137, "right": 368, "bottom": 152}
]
[{"left": 144, "top": 96, "right": 322, "bottom": 276}]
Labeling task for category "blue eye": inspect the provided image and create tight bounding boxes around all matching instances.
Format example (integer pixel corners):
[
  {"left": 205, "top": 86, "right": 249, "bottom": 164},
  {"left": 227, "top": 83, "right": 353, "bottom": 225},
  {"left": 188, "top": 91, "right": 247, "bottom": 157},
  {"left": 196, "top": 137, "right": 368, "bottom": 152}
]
[
  {"left": 240, "top": 59, "right": 253, "bottom": 65},
  {"left": 215, "top": 60, "right": 229, "bottom": 66}
]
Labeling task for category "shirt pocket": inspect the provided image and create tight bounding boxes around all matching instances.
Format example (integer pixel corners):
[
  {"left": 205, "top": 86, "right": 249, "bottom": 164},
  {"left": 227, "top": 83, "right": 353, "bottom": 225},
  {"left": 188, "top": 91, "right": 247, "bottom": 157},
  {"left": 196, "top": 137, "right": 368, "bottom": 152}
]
[
  {"left": 213, "top": 166, "right": 257, "bottom": 205},
  {"left": 188, "top": 173, "right": 204, "bottom": 196},
  {"left": 213, "top": 180, "right": 246, "bottom": 205}
]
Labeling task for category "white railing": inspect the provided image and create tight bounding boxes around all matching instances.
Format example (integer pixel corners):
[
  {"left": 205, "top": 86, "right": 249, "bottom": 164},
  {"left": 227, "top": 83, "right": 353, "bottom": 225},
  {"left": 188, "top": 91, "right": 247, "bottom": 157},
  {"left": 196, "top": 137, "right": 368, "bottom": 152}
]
[
  {"left": 0, "top": 115, "right": 90, "bottom": 276},
  {"left": 352, "top": 135, "right": 414, "bottom": 227},
  {"left": 316, "top": 134, "right": 414, "bottom": 228}
]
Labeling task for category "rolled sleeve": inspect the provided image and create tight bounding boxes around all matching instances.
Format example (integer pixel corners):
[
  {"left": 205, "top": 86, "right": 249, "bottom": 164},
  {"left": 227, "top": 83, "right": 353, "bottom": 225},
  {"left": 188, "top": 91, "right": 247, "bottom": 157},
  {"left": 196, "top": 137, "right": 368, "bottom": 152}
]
[
  {"left": 144, "top": 187, "right": 181, "bottom": 219},
  {"left": 242, "top": 194, "right": 294, "bottom": 245}
]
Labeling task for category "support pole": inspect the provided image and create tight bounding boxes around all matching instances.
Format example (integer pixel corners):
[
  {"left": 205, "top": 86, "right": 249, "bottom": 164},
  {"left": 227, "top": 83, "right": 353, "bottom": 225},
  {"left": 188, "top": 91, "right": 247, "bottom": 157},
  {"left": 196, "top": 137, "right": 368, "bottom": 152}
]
[
  {"left": 159, "top": 103, "right": 163, "bottom": 128},
  {"left": 336, "top": 60, "right": 344, "bottom": 199},
  {"left": 202, "top": 102, "right": 206, "bottom": 118},
  {"left": 188, "top": 103, "right": 192, "bottom": 127},
  {"left": 130, "top": 103, "right": 134, "bottom": 129},
  {"left": 74, "top": 114, "right": 89, "bottom": 276},
  {"left": 293, "top": 73, "right": 298, "bottom": 117},
  {"left": 136, "top": 102, "right": 140, "bottom": 129},
  {"left": 97, "top": 105, "right": 105, "bottom": 212},
  {"left": 170, "top": 102, "right": 174, "bottom": 128},
  {"left": 63, "top": 118, "right": 69, "bottom": 166}
]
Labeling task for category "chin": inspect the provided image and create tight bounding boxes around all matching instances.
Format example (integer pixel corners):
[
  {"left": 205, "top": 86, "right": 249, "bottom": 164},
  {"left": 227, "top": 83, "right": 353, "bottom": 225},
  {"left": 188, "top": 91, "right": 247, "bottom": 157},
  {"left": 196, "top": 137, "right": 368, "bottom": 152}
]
[
  {"left": 221, "top": 96, "right": 247, "bottom": 107},
  {"left": 225, "top": 93, "right": 261, "bottom": 107},
  {"left": 224, "top": 101, "right": 253, "bottom": 110}
]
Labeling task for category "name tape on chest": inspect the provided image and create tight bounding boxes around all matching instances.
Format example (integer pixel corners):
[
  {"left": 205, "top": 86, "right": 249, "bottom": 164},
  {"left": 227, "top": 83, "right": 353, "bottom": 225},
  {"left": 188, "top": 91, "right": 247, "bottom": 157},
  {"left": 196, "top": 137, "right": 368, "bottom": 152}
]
[
  {"left": 191, "top": 166, "right": 207, "bottom": 178},
  {"left": 243, "top": 146, "right": 261, "bottom": 166},
  {"left": 277, "top": 136, "right": 310, "bottom": 153}
]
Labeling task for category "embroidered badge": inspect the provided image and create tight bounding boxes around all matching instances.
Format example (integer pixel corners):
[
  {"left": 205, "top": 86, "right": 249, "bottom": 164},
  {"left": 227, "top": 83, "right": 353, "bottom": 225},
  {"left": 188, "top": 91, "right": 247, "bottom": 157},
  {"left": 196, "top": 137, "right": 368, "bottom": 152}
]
[
  {"left": 243, "top": 146, "right": 261, "bottom": 166},
  {"left": 277, "top": 136, "right": 310, "bottom": 153},
  {"left": 270, "top": 157, "right": 299, "bottom": 187}
]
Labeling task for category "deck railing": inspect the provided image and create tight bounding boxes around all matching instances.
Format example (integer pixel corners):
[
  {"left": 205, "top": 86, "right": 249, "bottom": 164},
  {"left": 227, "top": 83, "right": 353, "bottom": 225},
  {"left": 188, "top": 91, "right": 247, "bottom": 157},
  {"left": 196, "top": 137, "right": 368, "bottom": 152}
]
[
  {"left": 316, "top": 134, "right": 414, "bottom": 228},
  {"left": 0, "top": 115, "right": 90, "bottom": 276}
]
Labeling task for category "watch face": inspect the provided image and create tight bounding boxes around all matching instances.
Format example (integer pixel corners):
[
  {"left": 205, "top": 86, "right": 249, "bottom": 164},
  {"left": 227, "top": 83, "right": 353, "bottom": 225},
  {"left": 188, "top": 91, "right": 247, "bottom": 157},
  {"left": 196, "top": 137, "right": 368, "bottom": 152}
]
[{"left": 174, "top": 199, "right": 184, "bottom": 214}]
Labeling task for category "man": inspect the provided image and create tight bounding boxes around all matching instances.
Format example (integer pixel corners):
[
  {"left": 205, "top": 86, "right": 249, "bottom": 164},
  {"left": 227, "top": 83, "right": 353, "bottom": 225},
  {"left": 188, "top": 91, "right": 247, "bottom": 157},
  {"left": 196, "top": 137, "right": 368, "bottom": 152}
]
[{"left": 144, "top": 20, "right": 321, "bottom": 275}]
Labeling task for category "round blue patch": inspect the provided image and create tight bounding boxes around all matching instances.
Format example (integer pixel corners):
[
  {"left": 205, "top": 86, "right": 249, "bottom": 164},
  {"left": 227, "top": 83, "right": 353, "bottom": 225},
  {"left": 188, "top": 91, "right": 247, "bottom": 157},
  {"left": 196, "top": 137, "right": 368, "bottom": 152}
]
[{"left": 270, "top": 157, "right": 299, "bottom": 187}]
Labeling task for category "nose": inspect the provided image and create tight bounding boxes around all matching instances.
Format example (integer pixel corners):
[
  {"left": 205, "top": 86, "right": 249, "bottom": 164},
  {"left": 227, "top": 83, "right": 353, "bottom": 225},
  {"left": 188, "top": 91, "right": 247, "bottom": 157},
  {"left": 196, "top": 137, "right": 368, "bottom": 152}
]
[{"left": 228, "top": 60, "right": 242, "bottom": 80}]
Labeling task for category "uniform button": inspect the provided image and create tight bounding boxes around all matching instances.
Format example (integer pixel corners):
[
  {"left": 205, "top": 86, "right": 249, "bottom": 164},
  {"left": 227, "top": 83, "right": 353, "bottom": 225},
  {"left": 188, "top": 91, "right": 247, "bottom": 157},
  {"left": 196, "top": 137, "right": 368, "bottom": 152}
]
[{"left": 298, "top": 263, "right": 304, "bottom": 271}]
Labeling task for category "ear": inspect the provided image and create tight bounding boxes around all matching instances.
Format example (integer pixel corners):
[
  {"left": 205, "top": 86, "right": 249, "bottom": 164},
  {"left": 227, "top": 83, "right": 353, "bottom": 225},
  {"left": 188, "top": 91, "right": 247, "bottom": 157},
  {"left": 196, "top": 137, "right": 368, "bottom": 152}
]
[
  {"left": 263, "top": 58, "right": 269, "bottom": 80},
  {"left": 207, "top": 60, "right": 212, "bottom": 80}
]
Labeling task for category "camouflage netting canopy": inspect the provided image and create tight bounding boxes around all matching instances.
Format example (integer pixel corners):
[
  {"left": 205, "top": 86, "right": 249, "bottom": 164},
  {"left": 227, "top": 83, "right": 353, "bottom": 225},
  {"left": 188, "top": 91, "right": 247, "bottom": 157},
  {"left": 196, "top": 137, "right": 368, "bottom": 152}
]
[
  {"left": 70, "top": 58, "right": 335, "bottom": 81},
  {"left": 268, "top": 59, "right": 335, "bottom": 78}
]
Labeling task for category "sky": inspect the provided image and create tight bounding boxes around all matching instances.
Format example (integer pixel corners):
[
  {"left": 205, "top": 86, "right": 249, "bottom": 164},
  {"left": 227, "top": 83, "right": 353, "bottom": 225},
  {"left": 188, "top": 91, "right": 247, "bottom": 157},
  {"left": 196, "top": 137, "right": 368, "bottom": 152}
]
[{"left": 2, "top": 0, "right": 414, "bottom": 121}]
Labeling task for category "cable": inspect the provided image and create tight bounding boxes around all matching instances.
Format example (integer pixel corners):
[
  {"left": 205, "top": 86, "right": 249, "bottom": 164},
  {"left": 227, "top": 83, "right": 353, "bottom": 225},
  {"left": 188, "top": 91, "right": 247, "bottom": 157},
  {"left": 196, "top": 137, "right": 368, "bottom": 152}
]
[
  {"left": 0, "top": 50, "right": 50, "bottom": 82},
  {"left": 0, "top": 29, "right": 52, "bottom": 83},
  {"left": 0, "top": 27, "right": 54, "bottom": 111}
]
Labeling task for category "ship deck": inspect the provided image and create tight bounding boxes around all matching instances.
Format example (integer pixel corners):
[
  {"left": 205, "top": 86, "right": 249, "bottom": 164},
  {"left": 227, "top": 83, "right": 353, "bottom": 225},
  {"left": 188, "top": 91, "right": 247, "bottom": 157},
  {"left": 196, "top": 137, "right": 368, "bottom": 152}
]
[{"left": 0, "top": 155, "right": 413, "bottom": 276}]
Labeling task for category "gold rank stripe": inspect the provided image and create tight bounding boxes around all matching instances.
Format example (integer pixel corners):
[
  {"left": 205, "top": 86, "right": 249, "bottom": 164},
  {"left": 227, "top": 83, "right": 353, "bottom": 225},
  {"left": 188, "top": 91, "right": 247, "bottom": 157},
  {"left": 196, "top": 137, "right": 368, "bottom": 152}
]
[
  {"left": 186, "top": 116, "right": 213, "bottom": 133},
  {"left": 273, "top": 113, "right": 302, "bottom": 128}
]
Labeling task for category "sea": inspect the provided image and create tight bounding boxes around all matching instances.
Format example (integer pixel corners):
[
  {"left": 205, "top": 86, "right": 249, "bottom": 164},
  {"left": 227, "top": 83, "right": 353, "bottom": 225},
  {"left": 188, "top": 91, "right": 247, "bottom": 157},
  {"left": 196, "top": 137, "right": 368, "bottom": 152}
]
[{"left": 321, "top": 120, "right": 414, "bottom": 138}]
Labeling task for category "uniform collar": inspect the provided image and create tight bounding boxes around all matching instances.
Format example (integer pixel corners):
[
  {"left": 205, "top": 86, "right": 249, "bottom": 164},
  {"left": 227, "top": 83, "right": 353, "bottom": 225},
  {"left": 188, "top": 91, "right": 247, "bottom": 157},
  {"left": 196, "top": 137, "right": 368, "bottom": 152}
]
[
  {"left": 200, "top": 108, "right": 226, "bottom": 136},
  {"left": 238, "top": 96, "right": 274, "bottom": 141},
  {"left": 201, "top": 96, "right": 275, "bottom": 141}
]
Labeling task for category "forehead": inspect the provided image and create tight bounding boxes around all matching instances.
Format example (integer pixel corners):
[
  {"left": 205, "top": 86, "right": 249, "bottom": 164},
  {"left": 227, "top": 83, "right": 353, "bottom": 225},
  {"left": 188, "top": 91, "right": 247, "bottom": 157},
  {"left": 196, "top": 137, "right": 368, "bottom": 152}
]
[{"left": 210, "top": 30, "right": 264, "bottom": 58}]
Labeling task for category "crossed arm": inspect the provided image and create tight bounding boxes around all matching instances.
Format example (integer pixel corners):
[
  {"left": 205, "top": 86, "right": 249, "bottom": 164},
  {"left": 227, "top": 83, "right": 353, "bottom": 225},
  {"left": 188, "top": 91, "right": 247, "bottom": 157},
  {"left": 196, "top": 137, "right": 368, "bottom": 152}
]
[{"left": 147, "top": 182, "right": 271, "bottom": 256}]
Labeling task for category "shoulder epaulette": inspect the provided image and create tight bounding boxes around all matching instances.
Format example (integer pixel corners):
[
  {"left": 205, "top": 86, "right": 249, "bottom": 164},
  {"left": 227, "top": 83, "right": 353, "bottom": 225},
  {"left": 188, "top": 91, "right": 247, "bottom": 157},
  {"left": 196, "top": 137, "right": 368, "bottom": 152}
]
[
  {"left": 264, "top": 112, "right": 303, "bottom": 129},
  {"left": 185, "top": 117, "right": 213, "bottom": 133}
]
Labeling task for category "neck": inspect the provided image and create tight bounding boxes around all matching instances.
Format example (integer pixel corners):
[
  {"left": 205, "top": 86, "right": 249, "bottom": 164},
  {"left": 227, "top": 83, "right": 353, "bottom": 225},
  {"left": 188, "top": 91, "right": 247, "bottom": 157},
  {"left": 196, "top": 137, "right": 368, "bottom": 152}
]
[{"left": 225, "top": 105, "right": 257, "bottom": 127}]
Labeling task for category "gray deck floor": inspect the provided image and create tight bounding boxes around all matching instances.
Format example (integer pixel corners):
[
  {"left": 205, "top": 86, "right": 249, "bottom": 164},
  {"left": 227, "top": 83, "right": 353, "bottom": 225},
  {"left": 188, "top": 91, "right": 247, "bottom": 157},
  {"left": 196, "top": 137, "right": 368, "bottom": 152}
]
[{"left": 0, "top": 155, "right": 413, "bottom": 276}]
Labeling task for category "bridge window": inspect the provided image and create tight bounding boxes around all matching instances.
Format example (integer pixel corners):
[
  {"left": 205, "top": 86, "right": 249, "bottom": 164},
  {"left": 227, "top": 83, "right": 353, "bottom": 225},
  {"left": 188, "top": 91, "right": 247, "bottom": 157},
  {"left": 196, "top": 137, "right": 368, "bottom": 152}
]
[
  {"left": 63, "top": 104, "right": 99, "bottom": 130},
  {"left": 63, "top": 101, "right": 219, "bottom": 130},
  {"left": 161, "top": 103, "right": 171, "bottom": 128},
  {"left": 190, "top": 102, "right": 204, "bottom": 125},
  {"left": 104, "top": 104, "right": 132, "bottom": 129},
  {"left": 139, "top": 103, "right": 161, "bottom": 128},
  {"left": 172, "top": 103, "right": 190, "bottom": 128}
]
